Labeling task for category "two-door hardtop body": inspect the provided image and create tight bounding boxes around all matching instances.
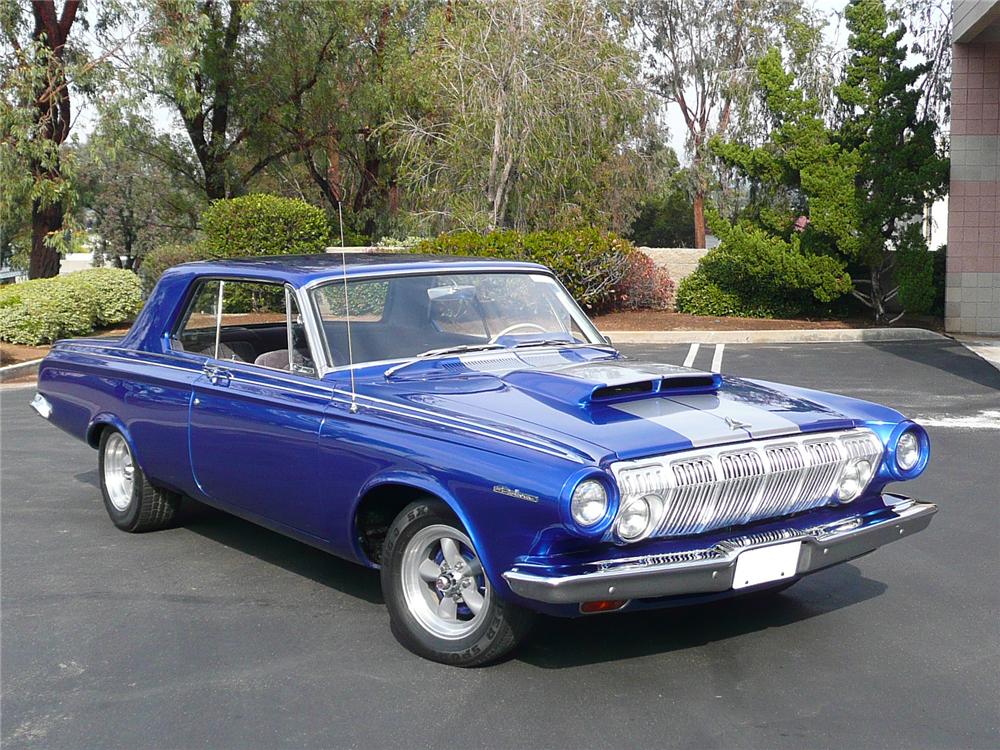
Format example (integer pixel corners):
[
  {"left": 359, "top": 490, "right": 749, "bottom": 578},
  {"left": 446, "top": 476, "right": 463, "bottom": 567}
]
[{"left": 32, "top": 254, "right": 937, "bottom": 665}]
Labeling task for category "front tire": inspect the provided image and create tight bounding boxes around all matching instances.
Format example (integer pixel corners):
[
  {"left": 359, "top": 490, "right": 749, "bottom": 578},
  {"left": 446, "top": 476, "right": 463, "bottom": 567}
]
[
  {"left": 99, "top": 429, "right": 180, "bottom": 532},
  {"left": 381, "top": 500, "right": 533, "bottom": 666}
]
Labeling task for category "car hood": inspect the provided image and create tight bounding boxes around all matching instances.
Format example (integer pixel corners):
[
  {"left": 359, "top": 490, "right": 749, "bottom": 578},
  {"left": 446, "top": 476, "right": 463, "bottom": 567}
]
[{"left": 358, "top": 353, "right": 863, "bottom": 463}]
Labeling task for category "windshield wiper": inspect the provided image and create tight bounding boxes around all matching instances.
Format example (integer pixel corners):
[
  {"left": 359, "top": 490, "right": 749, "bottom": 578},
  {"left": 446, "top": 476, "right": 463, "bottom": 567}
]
[
  {"left": 512, "top": 339, "right": 612, "bottom": 350},
  {"left": 383, "top": 343, "right": 505, "bottom": 378}
]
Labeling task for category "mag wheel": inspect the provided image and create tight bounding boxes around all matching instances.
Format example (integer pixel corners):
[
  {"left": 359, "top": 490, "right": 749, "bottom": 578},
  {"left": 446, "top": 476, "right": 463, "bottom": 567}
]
[
  {"left": 99, "top": 429, "right": 180, "bottom": 532},
  {"left": 381, "top": 500, "right": 533, "bottom": 667}
]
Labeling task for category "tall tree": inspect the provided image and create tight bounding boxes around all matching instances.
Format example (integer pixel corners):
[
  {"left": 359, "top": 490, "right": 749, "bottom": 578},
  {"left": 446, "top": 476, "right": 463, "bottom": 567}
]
[
  {"left": 1, "top": 0, "right": 81, "bottom": 278},
  {"left": 889, "top": 0, "right": 951, "bottom": 123},
  {"left": 79, "top": 116, "right": 201, "bottom": 271},
  {"left": 712, "top": 0, "right": 948, "bottom": 322},
  {"left": 634, "top": 0, "right": 829, "bottom": 248},
  {"left": 393, "top": 0, "right": 652, "bottom": 234},
  {"left": 242, "top": 1, "right": 423, "bottom": 238},
  {"left": 126, "top": 0, "right": 346, "bottom": 201},
  {"left": 835, "top": 0, "right": 948, "bottom": 321}
]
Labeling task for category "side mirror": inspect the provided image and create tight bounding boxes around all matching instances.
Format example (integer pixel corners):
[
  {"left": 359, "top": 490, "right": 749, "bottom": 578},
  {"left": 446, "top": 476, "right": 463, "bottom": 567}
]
[{"left": 603, "top": 334, "right": 613, "bottom": 346}]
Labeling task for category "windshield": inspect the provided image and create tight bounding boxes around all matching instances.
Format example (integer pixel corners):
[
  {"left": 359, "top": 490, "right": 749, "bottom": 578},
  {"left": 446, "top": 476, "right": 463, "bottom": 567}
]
[{"left": 310, "top": 271, "right": 605, "bottom": 368}]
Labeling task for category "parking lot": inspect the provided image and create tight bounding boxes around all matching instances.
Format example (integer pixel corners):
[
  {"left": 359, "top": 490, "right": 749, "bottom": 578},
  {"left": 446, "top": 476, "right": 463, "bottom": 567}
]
[{"left": 2, "top": 337, "right": 998, "bottom": 749}]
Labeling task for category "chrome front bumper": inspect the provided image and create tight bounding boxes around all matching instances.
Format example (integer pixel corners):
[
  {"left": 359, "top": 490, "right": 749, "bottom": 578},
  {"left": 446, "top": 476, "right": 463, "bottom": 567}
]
[{"left": 503, "top": 495, "right": 937, "bottom": 605}]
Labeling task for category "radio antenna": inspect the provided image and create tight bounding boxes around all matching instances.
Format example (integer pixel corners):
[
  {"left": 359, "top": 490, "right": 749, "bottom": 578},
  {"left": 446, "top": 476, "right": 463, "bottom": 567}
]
[{"left": 338, "top": 200, "right": 358, "bottom": 413}]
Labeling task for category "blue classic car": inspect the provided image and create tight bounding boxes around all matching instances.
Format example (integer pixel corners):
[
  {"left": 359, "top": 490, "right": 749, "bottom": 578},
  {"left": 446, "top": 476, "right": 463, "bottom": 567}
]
[{"left": 32, "top": 254, "right": 937, "bottom": 665}]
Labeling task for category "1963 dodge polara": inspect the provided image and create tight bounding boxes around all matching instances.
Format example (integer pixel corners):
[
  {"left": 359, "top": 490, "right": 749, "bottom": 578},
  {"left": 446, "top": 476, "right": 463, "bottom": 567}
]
[{"left": 32, "top": 254, "right": 937, "bottom": 665}]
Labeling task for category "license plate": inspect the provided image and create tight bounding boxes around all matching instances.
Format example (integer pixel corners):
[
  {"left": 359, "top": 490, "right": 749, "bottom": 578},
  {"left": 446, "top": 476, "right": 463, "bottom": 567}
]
[{"left": 732, "top": 541, "right": 802, "bottom": 589}]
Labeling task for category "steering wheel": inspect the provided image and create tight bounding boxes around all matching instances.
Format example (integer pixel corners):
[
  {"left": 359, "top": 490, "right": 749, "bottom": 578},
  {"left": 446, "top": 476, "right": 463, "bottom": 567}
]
[{"left": 489, "top": 322, "right": 547, "bottom": 343}]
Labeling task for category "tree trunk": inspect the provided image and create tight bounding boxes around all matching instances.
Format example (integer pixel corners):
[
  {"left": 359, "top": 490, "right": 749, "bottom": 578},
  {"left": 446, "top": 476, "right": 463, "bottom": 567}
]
[
  {"left": 692, "top": 191, "right": 706, "bottom": 249},
  {"left": 29, "top": 200, "right": 63, "bottom": 278},
  {"left": 869, "top": 264, "right": 886, "bottom": 324},
  {"left": 204, "top": 164, "right": 228, "bottom": 200}
]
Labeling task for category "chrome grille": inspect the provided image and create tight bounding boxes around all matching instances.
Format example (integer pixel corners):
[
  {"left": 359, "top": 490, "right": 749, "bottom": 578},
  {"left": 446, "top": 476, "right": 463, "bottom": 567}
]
[{"left": 609, "top": 428, "right": 883, "bottom": 540}]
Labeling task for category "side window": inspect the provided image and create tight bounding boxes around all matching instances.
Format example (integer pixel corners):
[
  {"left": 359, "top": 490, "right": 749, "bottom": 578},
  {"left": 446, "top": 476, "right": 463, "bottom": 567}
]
[{"left": 173, "top": 279, "right": 315, "bottom": 374}]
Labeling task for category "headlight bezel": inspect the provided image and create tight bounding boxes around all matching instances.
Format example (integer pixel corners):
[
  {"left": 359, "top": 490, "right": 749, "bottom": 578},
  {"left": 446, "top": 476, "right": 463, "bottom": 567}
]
[
  {"left": 561, "top": 470, "right": 618, "bottom": 536},
  {"left": 884, "top": 422, "right": 930, "bottom": 480}
]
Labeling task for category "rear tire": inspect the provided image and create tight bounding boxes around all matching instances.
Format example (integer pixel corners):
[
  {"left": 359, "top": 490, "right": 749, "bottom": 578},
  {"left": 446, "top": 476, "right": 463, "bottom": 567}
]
[
  {"left": 98, "top": 429, "right": 180, "bottom": 532},
  {"left": 381, "top": 499, "right": 534, "bottom": 666}
]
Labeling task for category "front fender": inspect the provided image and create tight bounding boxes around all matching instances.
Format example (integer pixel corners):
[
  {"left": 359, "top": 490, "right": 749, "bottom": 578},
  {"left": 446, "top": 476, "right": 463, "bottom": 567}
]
[{"left": 352, "top": 470, "right": 508, "bottom": 589}]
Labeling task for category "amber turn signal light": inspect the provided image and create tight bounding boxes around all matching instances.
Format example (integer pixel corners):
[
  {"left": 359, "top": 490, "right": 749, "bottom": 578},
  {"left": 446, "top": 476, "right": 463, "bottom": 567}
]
[{"left": 579, "top": 599, "right": 629, "bottom": 614}]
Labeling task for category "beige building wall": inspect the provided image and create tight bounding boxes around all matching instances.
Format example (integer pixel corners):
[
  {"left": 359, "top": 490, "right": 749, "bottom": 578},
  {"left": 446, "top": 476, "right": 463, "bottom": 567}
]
[{"left": 947, "top": 1, "right": 1000, "bottom": 334}]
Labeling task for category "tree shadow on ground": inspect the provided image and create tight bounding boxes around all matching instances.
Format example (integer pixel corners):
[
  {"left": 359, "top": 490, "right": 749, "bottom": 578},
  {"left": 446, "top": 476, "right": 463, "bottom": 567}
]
[{"left": 866, "top": 339, "right": 1000, "bottom": 393}]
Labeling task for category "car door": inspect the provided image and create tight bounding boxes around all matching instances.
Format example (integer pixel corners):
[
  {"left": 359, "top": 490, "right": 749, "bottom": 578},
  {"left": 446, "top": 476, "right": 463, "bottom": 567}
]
[{"left": 183, "top": 278, "right": 333, "bottom": 540}]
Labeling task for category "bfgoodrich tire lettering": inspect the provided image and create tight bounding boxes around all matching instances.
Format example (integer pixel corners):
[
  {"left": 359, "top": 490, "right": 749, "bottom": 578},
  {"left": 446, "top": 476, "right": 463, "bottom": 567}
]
[
  {"left": 381, "top": 499, "right": 533, "bottom": 666},
  {"left": 98, "top": 428, "right": 180, "bottom": 532}
]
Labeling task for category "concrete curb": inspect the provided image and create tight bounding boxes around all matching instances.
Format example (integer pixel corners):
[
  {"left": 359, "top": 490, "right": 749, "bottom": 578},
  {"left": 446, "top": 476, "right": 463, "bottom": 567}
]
[
  {"left": 604, "top": 327, "right": 946, "bottom": 345},
  {"left": 0, "top": 358, "right": 42, "bottom": 383}
]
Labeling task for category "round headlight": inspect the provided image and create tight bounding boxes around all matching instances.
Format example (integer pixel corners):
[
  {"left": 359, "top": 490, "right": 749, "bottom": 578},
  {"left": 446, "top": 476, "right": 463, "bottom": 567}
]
[
  {"left": 570, "top": 479, "right": 608, "bottom": 527},
  {"left": 616, "top": 496, "right": 654, "bottom": 541},
  {"left": 896, "top": 431, "right": 920, "bottom": 471},
  {"left": 837, "top": 459, "right": 873, "bottom": 503}
]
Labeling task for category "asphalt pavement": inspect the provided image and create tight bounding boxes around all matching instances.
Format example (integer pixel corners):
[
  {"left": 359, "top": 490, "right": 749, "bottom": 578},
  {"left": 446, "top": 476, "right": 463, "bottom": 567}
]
[{"left": 2, "top": 338, "right": 998, "bottom": 749}]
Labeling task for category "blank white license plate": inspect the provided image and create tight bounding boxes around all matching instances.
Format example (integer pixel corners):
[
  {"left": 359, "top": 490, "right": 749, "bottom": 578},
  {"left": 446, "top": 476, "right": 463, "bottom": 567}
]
[{"left": 732, "top": 541, "right": 802, "bottom": 590}]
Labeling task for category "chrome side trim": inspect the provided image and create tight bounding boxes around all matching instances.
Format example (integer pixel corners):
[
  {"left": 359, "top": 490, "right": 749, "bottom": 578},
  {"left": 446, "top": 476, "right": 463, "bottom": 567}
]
[
  {"left": 47, "top": 342, "right": 586, "bottom": 462},
  {"left": 503, "top": 496, "right": 937, "bottom": 604}
]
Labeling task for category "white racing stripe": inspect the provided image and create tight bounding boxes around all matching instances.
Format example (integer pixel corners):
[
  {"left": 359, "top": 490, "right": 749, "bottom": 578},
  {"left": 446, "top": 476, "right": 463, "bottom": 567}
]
[
  {"left": 711, "top": 343, "right": 725, "bottom": 373},
  {"left": 614, "top": 397, "right": 748, "bottom": 447},
  {"left": 668, "top": 393, "right": 802, "bottom": 439},
  {"left": 682, "top": 343, "right": 700, "bottom": 368}
]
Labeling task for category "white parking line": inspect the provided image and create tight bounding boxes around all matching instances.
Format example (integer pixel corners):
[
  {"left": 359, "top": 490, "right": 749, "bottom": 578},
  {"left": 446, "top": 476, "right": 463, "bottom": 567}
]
[
  {"left": 917, "top": 410, "right": 1000, "bottom": 430},
  {"left": 682, "top": 343, "right": 700, "bottom": 368},
  {"left": 711, "top": 343, "right": 725, "bottom": 373}
]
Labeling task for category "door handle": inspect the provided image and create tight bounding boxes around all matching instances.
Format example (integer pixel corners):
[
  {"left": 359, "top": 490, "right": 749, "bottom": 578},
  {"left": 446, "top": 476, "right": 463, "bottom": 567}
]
[{"left": 203, "top": 364, "right": 232, "bottom": 386}]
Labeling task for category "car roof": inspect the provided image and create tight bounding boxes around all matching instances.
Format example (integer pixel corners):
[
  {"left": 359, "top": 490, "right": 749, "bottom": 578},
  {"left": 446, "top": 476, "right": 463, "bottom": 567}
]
[{"left": 164, "top": 252, "right": 550, "bottom": 287}]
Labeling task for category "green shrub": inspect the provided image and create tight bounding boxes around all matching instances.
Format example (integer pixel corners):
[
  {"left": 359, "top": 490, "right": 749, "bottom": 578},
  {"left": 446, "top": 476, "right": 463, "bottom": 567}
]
[
  {"left": 894, "top": 225, "right": 936, "bottom": 316},
  {"left": 69, "top": 267, "right": 144, "bottom": 325},
  {"left": 675, "top": 270, "right": 777, "bottom": 318},
  {"left": 413, "top": 229, "right": 634, "bottom": 311},
  {"left": 0, "top": 269, "right": 142, "bottom": 345},
  {"left": 140, "top": 243, "right": 214, "bottom": 294},
  {"left": 201, "top": 194, "right": 330, "bottom": 258},
  {"left": 676, "top": 223, "right": 852, "bottom": 318}
]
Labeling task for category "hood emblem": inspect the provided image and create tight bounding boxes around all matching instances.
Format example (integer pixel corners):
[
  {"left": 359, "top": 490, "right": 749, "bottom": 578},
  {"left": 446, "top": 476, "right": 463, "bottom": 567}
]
[{"left": 725, "top": 416, "right": 752, "bottom": 431}]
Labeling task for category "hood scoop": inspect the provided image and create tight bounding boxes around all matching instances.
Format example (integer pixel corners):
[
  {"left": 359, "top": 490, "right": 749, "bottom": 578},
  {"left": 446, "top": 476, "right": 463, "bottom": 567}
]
[{"left": 502, "top": 361, "right": 721, "bottom": 408}]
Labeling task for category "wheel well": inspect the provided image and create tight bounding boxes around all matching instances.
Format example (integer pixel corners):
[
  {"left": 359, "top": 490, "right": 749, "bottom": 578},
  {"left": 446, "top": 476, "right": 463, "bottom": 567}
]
[
  {"left": 87, "top": 421, "right": 111, "bottom": 448},
  {"left": 354, "top": 483, "right": 444, "bottom": 565}
]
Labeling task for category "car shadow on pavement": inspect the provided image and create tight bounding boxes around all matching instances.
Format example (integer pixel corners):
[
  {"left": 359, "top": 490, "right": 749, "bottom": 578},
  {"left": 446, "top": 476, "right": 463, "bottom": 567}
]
[
  {"left": 516, "top": 566, "right": 886, "bottom": 669},
  {"left": 176, "top": 500, "right": 384, "bottom": 605}
]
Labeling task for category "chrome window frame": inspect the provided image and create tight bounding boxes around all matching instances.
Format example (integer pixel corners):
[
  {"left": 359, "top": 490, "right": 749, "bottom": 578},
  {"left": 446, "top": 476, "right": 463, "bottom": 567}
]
[{"left": 168, "top": 275, "right": 324, "bottom": 380}]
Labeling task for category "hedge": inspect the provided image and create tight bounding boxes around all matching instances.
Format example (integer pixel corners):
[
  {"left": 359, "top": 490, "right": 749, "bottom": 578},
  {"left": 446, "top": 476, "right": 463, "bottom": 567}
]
[
  {"left": 0, "top": 268, "right": 143, "bottom": 345},
  {"left": 142, "top": 195, "right": 332, "bottom": 292},
  {"left": 201, "top": 194, "right": 330, "bottom": 258},
  {"left": 412, "top": 229, "right": 635, "bottom": 311},
  {"left": 676, "top": 222, "right": 851, "bottom": 318}
]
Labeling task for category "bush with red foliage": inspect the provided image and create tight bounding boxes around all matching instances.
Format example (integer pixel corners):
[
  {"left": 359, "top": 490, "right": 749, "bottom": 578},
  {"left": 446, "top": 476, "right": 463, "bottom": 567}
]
[{"left": 612, "top": 251, "right": 675, "bottom": 311}]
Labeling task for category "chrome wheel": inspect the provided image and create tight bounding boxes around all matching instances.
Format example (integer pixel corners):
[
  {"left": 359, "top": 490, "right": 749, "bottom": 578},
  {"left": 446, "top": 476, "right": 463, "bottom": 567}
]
[
  {"left": 103, "top": 432, "right": 135, "bottom": 512},
  {"left": 400, "top": 524, "right": 490, "bottom": 640}
]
